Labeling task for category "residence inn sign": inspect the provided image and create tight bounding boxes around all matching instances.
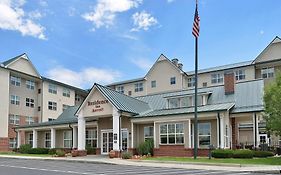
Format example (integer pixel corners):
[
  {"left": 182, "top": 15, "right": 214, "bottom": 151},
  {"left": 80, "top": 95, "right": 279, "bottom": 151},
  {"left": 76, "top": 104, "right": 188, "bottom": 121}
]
[{"left": 88, "top": 100, "right": 109, "bottom": 113}]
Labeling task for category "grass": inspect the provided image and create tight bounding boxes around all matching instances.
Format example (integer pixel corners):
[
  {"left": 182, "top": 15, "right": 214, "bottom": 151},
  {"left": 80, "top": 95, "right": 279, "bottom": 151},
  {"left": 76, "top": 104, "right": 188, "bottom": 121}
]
[
  {"left": 143, "top": 156, "right": 281, "bottom": 165},
  {"left": 0, "top": 152, "right": 51, "bottom": 157}
]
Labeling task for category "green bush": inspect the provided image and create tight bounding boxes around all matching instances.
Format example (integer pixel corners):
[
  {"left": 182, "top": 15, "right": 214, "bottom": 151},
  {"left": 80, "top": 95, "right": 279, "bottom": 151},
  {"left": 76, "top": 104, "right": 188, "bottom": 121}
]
[
  {"left": 48, "top": 148, "right": 57, "bottom": 155},
  {"left": 28, "top": 148, "right": 49, "bottom": 154},
  {"left": 137, "top": 139, "right": 154, "bottom": 156},
  {"left": 211, "top": 149, "right": 233, "bottom": 158},
  {"left": 232, "top": 149, "right": 253, "bottom": 159},
  {"left": 253, "top": 151, "right": 274, "bottom": 158},
  {"left": 86, "top": 145, "right": 96, "bottom": 155},
  {"left": 19, "top": 144, "right": 32, "bottom": 154},
  {"left": 121, "top": 151, "right": 132, "bottom": 159},
  {"left": 55, "top": 149, "right": 66, "bottom": 157}
]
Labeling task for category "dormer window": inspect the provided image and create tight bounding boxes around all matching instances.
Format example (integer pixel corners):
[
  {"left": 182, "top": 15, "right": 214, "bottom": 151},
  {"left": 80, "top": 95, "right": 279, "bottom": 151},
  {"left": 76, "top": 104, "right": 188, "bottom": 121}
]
[
  {"left": 170, "top": 77, "right": 176, "bottom": 85},
  {"left": 168, "top": 98, "right": 180, "bottom": 108},
  {"left": 135, "top": 82, "right": 143, "bottom": 92},
  {"left": 187, "top": 77, "right": 195, "bottom": 87},
  {"left": 167, "top": 94, "right": 207, "bottom": 109},
  {"left": 116, "top": 86, "right": 124, "bottom": 94}
]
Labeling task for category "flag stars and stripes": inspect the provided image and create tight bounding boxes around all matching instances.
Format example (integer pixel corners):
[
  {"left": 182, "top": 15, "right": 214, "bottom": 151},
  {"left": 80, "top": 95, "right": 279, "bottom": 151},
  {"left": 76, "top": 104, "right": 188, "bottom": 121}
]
[{"left": 192, "top": 1, "right": 200, "bottom": 38}]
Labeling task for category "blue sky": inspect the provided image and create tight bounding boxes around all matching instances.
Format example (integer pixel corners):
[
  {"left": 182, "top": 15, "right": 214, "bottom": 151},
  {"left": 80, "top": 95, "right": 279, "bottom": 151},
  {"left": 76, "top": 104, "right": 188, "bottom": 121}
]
[{"left": 0, "top": 0, "right": 281, "bottom": 89}]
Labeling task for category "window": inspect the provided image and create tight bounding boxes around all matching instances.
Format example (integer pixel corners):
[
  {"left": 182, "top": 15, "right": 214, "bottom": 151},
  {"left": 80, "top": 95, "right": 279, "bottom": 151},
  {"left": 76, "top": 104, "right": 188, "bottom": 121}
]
[
  {"left": 11, "top": 76, "right": 21, "bottom": 86},
  {"left": 45, "top": 132, "right": 51, "bottom": 148},
  {"left": 181, "top": 96, "right": 191, "bottom": 107},
  {"left": 235, "top": 69, "right": 246, "bottom": 81},
  {"left": 48, "top": 84, "right": 57, "bottom": 94},
  {"left": 27, "top": 133, "right": 33, "bottom": 145},
  {"left": 134, "top": 82, "right": 143, "bottom": 92},
  {"left": 38, "top": 89, "right": 41, "bottom": 94},
  {"left": 48, "top": 101, "right": 57, "bottom": 111},
  {"left": 9, "top": 138, "right": 17, "bottom": 148},
  {"left": 11, "top": 95, "right": 20, "bottom": 105},
  {"left": 168, "top": 98, "right": 180, "bottom": 109},
  {"left": 144, "top": 126, "right": 154, "bottom": 141},
  {"left": 63, "top": 104, "right": 69, "bottom": 111},
  {"left": 63, "top": 88, "right": 70, "bottom": 97},
  {"left": 116, "top": 86, "right": 124, "bottom": 94},
  {"left": 211, "top": 73, "right": 223, "bottom": 84},
  {"left": 160, "top": 123, "right": 184, "bottom": 144},
  {"left": 261, "top": 67, "right": 274, "bottom": 79},
  {"left": 9, "top": 115, "right": 20, "bottom": 125},
  {"left": 75, "top": 94, "right": 80, "bottom": 101},
  {"left": 170, "top": 77, "right": 176, "bottom": 85},
  {"left": 121, "top": 130, "right": 128, "bottom": 151},
  {"left": 26, "top": 98, "right": 34, "bottom": 108},
  {"left": 63, "top": 130, "right": 72, "bottom": 148},
  {"left": 225, "top": 125, "right": 229, "bottom": 147},
  {"left": 202, "top": 82, "right": 207, "bottom": 87},
  {"left": 198, "top": 123, "right": 211, "bottom": 148},
  {"left": 86, "top": 129, "right": 97, "bottom": 148},
  {"left": 48, "top": 118, "right": 54, "bottom": 121},
  {"left": 25, "top": 116, "right": 34, "bottom": 125},
  {"left": 151, "top": 80, "right": 156, "bottom": 88},
  {"left": 26, "top": 80, "right": 35, "bottom": 90},
  {"left": 128, "top": 91, "right": 132, "bottom": 96},
  {"left": 38, "top": 106, "right": 41, "bottom": 111},
  {"left": 187, "top": 77, "right": 195, "bottom": 87}
]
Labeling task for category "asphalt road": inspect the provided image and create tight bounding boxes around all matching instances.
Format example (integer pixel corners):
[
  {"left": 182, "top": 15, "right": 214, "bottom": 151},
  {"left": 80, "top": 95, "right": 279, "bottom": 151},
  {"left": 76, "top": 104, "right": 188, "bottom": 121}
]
[{"left": 0, "top": 158, "right": 273, "bottom": 175}]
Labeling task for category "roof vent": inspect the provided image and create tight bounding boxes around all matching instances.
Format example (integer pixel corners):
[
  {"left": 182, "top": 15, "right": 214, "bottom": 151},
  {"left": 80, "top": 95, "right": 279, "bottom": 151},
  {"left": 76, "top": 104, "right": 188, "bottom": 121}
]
[
  {"left": 171, "top": 58, "right": 179, "bottom": 66},
  {"left": 178, "top": 63, "right": 183, "bottom": 69}
]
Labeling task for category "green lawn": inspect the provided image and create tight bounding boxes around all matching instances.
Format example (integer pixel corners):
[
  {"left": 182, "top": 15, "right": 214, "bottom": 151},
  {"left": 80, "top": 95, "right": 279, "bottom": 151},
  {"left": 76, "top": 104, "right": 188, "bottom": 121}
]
[
  {"left": 143, "top": 156, "right": 281, "bottom": 165},
  {"left": 0, "top": 152, "right": 51, "bottom": 157}
]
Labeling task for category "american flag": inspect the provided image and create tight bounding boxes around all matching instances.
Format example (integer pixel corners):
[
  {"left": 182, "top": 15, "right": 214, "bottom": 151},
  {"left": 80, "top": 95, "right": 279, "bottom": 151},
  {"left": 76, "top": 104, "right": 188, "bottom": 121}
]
[{"left": 192, "top": 0, "right": 200, "bottom": 38}]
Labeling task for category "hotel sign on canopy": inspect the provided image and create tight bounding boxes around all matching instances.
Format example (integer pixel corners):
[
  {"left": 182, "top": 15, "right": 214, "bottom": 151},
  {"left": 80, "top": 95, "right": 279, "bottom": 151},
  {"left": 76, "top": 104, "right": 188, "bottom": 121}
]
[{"left": 88, "top": 100, "right": 109, "bottom": 112}]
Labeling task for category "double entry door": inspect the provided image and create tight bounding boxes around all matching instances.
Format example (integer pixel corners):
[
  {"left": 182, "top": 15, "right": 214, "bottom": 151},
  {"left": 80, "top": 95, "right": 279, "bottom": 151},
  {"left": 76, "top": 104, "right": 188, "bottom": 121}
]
[{"left": 101, "top": 129, "right": 128, "bottom": 154}]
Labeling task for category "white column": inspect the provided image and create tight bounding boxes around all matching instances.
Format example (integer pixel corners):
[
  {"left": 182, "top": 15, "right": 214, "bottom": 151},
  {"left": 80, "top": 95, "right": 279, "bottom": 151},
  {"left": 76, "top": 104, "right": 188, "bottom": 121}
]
[
  {"left": 217, "top": 115, "right": 220, "bottom": 148},
  {"left": 131, "top": 122, "right": 134, "bottom": 148},
  {"left": 153, "top": 122, "right": 156, "bottom": 148},
  {"left": 17, "top": 131, "right": 21, "bottom": 148},
  {"left": 253, "top": 113, "right": 259, "bottom": 147},
  {"left": 32, "top": 129, "right": 37, "bottom": 148},
  {"left": 78, "top": 115, "right": 86, "bottom": 150},
  {"left": 113, "top": 108, "right": 120, "bottom": 151},
  {"left": 73, "top": 126, "right": 78, "bottom": 149},
  {"left": 188, "top": 120, "right": 191, "bottom": 148},
  {"left": 51, "top": 128, "right": 56, "bottom": 148},
  {"left": 220, "top": 115, "right": 225, "bottom": 148}
]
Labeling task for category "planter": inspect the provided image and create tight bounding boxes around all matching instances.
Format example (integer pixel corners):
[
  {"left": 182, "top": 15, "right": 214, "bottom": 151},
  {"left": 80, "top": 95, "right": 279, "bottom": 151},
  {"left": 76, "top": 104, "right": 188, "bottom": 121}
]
[{"left": 71, "top": 150, "right": 78, "bottom": 157}]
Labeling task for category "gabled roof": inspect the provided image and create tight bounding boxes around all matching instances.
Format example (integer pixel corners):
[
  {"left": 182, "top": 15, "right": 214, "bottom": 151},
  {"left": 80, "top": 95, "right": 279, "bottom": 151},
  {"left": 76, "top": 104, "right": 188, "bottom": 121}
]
[{"left": 76, "top": 83, "right": 151, "bottom": 116}]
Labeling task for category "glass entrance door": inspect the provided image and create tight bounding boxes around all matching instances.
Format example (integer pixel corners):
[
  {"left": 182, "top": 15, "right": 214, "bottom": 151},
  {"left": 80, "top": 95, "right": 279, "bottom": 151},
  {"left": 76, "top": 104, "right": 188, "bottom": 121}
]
[{"left": 101, "top": 131, "right": 113, "bottom": 154}]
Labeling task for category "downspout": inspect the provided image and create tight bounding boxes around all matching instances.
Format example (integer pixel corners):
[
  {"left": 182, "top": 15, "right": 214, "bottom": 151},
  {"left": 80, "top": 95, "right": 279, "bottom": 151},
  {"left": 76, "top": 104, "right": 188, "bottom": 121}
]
[{"left": 69, "top": 124, "right": 73, "bottom": 150}]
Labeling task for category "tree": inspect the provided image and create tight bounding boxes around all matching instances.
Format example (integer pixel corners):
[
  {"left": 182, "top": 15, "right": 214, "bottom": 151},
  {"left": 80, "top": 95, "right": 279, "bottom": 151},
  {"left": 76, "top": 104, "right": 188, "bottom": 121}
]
[{"left": 264, "top": 72, "right": 281, "bottom": 136}]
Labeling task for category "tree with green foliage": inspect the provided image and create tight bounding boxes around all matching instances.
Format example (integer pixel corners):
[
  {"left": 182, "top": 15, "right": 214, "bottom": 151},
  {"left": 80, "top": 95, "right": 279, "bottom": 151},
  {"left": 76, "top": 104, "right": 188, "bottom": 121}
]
[{"left": 264, "top": 72, "right": 281, "bottom": 136}]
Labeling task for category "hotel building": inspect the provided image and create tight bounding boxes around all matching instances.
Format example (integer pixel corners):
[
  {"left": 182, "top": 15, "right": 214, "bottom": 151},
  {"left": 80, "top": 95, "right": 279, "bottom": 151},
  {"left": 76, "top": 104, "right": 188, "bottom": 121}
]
[{"left": 1, "top": 36, "right": 280, "bottom": 156}]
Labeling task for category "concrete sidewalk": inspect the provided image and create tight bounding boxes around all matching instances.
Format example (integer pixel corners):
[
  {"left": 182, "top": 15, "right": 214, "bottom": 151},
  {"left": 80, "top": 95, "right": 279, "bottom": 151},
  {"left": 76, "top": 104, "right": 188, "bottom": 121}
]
[{"left": 0, "top": 155, "right": 280, "bottom": 174}]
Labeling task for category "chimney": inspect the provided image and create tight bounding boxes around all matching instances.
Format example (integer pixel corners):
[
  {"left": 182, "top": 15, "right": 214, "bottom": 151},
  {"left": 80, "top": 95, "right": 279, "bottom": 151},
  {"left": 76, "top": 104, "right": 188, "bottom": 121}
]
[
  {"left": 178, "top": 63, "right": 183, "bottom": 70},
  {"left": 224, "top": 71, "right": 235, "bottom": 95},
  {"left": 171, "top": 58, "right": 179, "bottom": 66}
]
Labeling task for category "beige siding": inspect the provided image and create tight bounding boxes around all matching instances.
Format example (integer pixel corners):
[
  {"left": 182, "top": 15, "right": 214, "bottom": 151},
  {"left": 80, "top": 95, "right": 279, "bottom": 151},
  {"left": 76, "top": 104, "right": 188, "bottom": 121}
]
[
  {"left": 0, "top": 68, "right": 10, "bottom": 137},
  {"left": 8, "top": 58, "right": 39, "bottom": 77},
  {"left": 255, "top": 42, "right": 281, "bottom": 63},
  {"left": 117, "top": 81, "right": 146, "bottom": 97}
]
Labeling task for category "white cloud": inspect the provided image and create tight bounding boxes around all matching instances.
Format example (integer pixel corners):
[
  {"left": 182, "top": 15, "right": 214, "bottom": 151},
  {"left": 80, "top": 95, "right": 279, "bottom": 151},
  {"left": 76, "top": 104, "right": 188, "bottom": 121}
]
[
  {"left": 0, "top": 0, "right": 46, "bottom": 39},
  {"left": 167, "top": 0, "right": 175, "bottom": 3},
  {"left": 131, "top": 58, "right": 153, "bottom": 71},
  {"left": 82, "top": 0, "right": 142, "bottom": 31},
  {"left": 38, "top": 0, "right": 48, "bottom": 7},
  {"left": 46, "top": 66, "right": 122, "bottom": 88},
  {"left": 28, "top": 10, "right": 43, "bottom": 19},
  {"left": 131, "top": 11, "right": 158, "bottom": 32},
  {"left": 119, "top": 33, "right": 138, "bottom": 40}
]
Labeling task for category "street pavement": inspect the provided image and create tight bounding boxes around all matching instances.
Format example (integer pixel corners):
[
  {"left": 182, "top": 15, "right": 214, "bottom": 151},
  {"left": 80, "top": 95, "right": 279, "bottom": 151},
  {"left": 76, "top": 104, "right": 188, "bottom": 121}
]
[{"left": 0, "top": 158, "right": 276, "bottom": 175}]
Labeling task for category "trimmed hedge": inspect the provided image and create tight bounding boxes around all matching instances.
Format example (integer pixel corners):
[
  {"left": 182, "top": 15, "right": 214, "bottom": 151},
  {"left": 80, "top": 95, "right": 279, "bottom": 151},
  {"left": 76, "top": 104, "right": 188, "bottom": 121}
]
[
  {"left": 211, "top": 149, "right": 233, "bottom": 158},
  {"left": 28, "top": 148, "right": 49, "bottom": 154},
  {"left": 19, "top": 144, "right": 32, "bottom": 154},
  {"left": 232, "top": 149, "right": 253, "bottom": 159},
  {"left": 253, "top": 151, "right": 274, "bottom": 158},
  {"left": 86, "top": 145, "right": 96, "bottom": 155}
]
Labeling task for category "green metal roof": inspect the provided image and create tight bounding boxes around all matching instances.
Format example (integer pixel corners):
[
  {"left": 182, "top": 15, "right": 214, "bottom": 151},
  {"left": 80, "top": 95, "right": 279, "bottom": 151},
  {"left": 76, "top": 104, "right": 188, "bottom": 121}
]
[
  {"left": 95, "top": 83, "right": 151, "bottom": 114},
  {"left": 1, "top": 53, "right": 26, "bottom": 67}
]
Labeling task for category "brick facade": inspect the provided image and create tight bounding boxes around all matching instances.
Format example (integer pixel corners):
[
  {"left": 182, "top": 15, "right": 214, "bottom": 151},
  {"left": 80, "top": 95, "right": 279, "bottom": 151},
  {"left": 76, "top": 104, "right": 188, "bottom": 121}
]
[
  {"left": 153, "top": 145, "right": 210, "bottom": 157},
  {"left": 0, "top": 138, "right": 9, "bottom": 152},
  {"left": 224, "top": 73, "right": 235, "bottom": 95}
]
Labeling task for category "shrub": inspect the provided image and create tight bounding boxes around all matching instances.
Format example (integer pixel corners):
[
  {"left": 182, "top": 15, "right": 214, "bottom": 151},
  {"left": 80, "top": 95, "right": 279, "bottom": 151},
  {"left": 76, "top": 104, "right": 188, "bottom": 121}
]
[
  {"left": 253, "top": 151, "right": 274, "bottom": 158},
  {"left": 19, "top": 144, "right": 32, "bottom": 154},
  {"left": 121, "top": 151, "right": 132, "bottom": 159},
  {"left": 137, "top": 139, "right": 154, "bottom": 156},
  {"left": 232, "top": 149, "right": 253, "bottom": 159},
  {"left": 28, "top": 148, "right": 49, "bottom": 154},
  {"left": 48, "top": 148, "right": 57, "bottom": 155},
  {"left": 86, "top": 145, "right": 96, "bottom": 155},
  {"left": 55, "top": 149, "right": 66, "bottom": 157},
  {"left": 211, "top": 149, "right": 233, "bottom": 158}
]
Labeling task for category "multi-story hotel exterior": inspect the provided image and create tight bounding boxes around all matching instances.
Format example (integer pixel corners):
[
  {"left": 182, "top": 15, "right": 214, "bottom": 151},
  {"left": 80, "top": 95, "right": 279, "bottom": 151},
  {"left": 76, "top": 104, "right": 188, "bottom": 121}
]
[{"left": 2, "top": 36, "right": 280, "bottom": 156}]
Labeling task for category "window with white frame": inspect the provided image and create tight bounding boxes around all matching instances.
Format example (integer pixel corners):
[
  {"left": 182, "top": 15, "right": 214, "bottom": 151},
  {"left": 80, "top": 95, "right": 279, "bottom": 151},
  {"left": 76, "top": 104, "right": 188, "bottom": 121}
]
[
  {"left": 9, "top": 138, "right": 17, "bottom": 148},
  {"left": 187, "top": 77, "right": 195, "bottom": 87},
  {"left": 25, "top": 116, "right": 34, "bottom": 125},
  {"left": 62, "top": 104, "right": 69, "bottom": 111},
  {"left": 75, "top": 94, "right": 80, "bottom": 102},
  {"left": 235, "top": 69, "right": 246, "bottom": 81},
  {"left": 151, "top": 80, "right": 156, "bottom": 88},
  {"left": 211, "top": 73, "right": 223, "bottom": 84},
  {"left": 11, "top": 76, "right": 21, "bottom": 86},
  {"left": 224, "top": 125, "right": 229, "bottom": 147},
  {"left": 168, "top": 98, "right": 180, "bottom": 108},
  {"left": 116, "top": 86, "right": 124, "bottom": 94},
  {"left": 48, "top": 101, "right": 57, "bottom": 111},
  {"left": 261, "top": 67, "right": 274, "bottom": 79},
  {"left": 86, "top": 129, "right": 97, "bottom": 147},
  {"left": 26, "top": 80, "right": 35, "bottom": 90},
  {"left": 144, "top": 126, "right": 154, "bottom": 141},
  {"left": 11, "top": 95, "right": 20, "bottom": 105},
  {"left": 170, "top": 77, "right": 176, "bottom": 85},
  {"left": 198, "top": 123, "right": 211, "bottom": 148},
  {"left": 134, "top": 82, "right": 143, "bottom": 92},
  {"left": 27, "top": 133, "right": 33, "bottom": 145},
  {"left": 160, "top": 123, "right": 184, "bottom": 144},
  {"left": 45, "top": 132, "right": 51, "bottom": 148},
  {"left": 48, "top": 84, "right": 57, "bottom": 94},
  {"left": 63, "top": 130, "right": 72, "bottom": 148},
  {"left": 63, "top": 88, "right": 70, "bottom": 97},
  {"left": 26, "top": 98, "right": 34, "bottom": 108},
  {"left": 9, "top": 114, "right": 20, "bottom": 125}
]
